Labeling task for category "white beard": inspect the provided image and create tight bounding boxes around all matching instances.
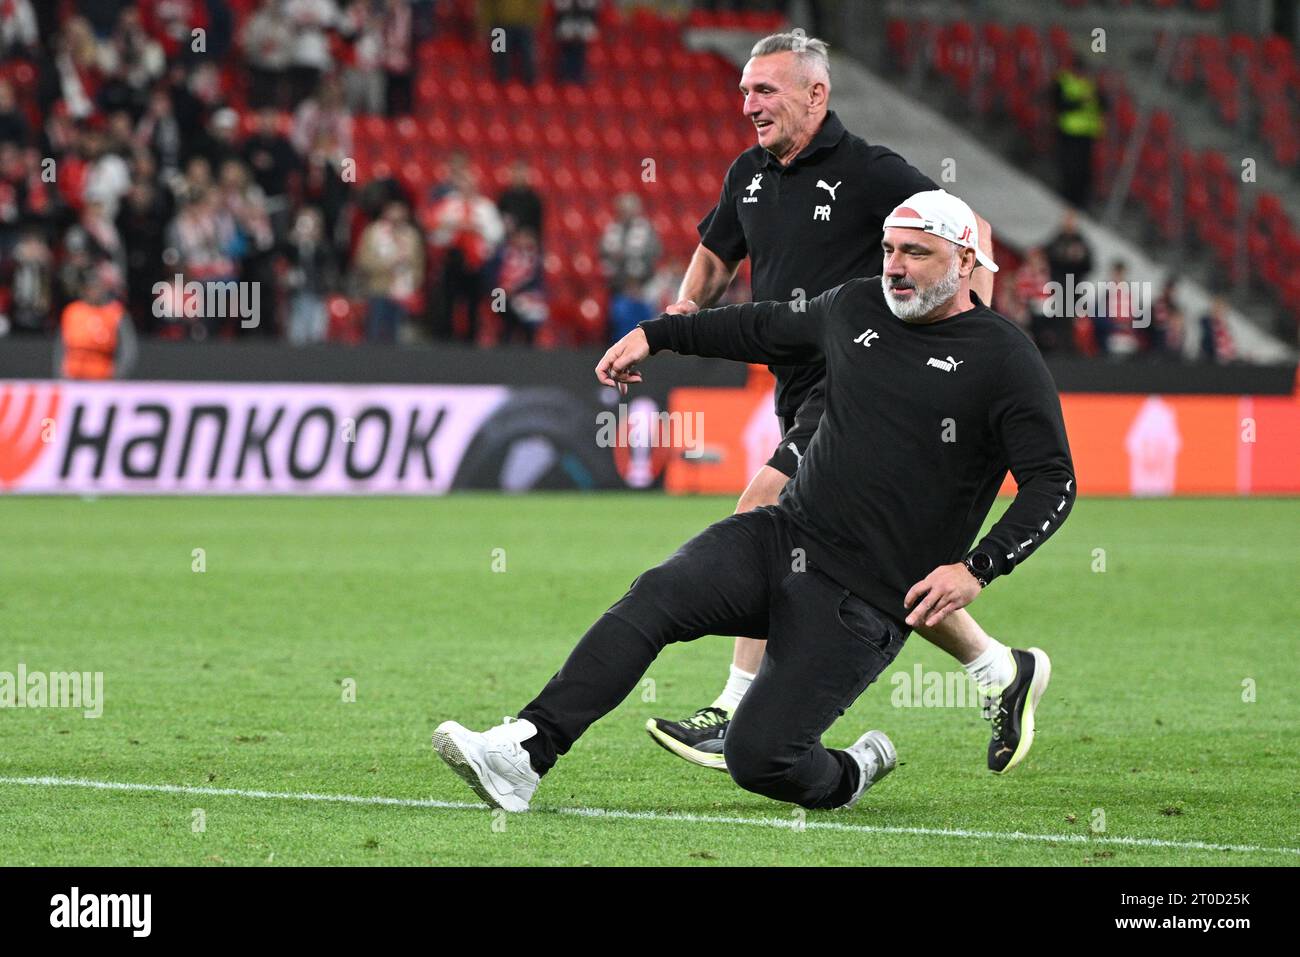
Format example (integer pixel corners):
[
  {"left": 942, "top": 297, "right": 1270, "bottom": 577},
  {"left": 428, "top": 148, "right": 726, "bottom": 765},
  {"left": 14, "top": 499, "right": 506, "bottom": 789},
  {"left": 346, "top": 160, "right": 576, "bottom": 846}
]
[{"left": 882, "top": 252, "right": 961, "bottom": 321}]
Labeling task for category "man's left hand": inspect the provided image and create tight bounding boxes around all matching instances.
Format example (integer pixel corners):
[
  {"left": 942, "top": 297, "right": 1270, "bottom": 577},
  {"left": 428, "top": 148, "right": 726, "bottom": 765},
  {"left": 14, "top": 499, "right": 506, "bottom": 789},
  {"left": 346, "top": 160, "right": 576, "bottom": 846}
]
[{"left": 904, "top": 562, "right": 982, "bottom": 628}]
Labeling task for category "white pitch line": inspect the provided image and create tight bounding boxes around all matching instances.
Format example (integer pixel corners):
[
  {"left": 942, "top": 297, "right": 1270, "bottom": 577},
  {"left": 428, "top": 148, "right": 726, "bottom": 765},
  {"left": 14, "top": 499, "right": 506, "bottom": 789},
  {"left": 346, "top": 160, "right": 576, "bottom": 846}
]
[{"left": 1, "top": 775, "right": 1296, "bottom": 858}]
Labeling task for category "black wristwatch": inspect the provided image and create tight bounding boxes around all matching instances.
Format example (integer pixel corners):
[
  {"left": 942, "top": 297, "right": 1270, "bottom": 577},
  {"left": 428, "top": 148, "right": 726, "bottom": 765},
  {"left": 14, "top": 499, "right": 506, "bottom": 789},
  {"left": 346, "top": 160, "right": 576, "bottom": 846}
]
[{"left": 963, "top": 550, "right": 994, "bottom": 588}]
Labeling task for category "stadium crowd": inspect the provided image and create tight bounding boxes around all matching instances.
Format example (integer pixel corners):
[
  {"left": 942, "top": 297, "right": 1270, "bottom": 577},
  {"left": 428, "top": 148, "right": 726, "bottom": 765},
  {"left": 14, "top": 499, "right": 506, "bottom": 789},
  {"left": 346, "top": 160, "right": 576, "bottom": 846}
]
[
  {"left": 0, "top": 0, "right": 1238, "bottom": 363},
  {"left": 0, "top": 0, "right": 611, "bottom": 350}
]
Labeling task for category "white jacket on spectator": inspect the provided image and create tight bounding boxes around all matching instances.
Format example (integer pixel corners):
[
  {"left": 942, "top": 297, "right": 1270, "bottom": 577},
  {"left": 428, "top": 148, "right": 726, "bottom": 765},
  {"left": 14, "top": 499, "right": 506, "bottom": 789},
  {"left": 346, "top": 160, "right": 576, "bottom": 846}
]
[{"left": 285, "top": 0, "right": 340, "bottom": 70}]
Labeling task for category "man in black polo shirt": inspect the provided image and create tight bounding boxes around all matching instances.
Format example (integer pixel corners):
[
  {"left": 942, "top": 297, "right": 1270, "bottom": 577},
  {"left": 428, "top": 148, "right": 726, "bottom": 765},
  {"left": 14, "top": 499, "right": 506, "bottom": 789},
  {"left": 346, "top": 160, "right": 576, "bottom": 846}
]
[
  {"left": 430, "top": 188, "right": 1074, "bottom": 813},
  {"left": 642, "top": 32, "right": 1039, "bottom": 776}
]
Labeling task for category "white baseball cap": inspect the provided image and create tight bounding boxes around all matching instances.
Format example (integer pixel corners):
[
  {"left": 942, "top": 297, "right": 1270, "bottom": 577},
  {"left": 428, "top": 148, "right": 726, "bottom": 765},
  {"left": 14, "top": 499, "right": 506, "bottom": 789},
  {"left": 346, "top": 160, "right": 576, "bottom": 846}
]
[{"left": 883, "top": 189, "right": 998, "bottom": 273}]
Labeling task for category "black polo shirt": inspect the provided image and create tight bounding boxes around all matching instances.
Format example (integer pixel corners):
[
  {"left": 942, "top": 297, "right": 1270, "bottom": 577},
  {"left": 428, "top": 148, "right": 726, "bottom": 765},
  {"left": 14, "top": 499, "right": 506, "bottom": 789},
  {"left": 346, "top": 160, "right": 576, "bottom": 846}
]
[{"left": 698, "top": 110, "right": 938, "bottom": 417}]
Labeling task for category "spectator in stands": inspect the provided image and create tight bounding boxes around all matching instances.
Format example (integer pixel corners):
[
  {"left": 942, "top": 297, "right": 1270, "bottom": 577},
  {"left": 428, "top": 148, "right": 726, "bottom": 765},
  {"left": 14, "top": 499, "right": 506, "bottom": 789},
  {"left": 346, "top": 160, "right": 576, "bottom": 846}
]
[
  {"left": 497, "top": 159, "right": 543, "bottom": 237},
  {"left": 1198, "top": 296, "right": 1235, "bottom": 364},
  {"left": 428, "top": 150, "right": 471, "bottom": 204},
  {"left": 42, "top": 16, "right": 102, "bottom": 122},
  {"left": 411, "top": 0, "right": 437, "bottom": 42},
  {"left": 481, "top": 0, "right": 540, "bottom": 86},
  {"left": 356, "top": 198, "right": 423, "bottom": 342},
  {"left": 134, "top": 87, "right": 184, "bottom": 182},
  {"left": 1052, "top": 55, "right": 1106, "bottom": 210},
  {"left": 41, "top": 103, "right": 78, "bottom": 167},
  {"left": 284, "top": 206, "right": 336, "bottom": 344},
  {"left": 285, "top": 0, "right": 341, "bottom": 105},
  {"left": 82, "top": 123, "right": 132, "bottom": 219},
  {"left": 0, "top": 0, "right": 39, "bottom": 60},
  {"left": 301, "top": 125, "right": 353, "bottom": 254},
  {"left": 0, "top": 81, "right": 31, "bottom": 148},
  {"left": 17, "top": 145, "right": 60, "bottom": 240},
  {"left": 2, "top": 227, "right": 54, "bottom": 335},
  {"left": 79, "top": 0, "right": 132, "bottom": 40},
  {"left": 607, "top": 275, "right": 653, "bottom": 344},
  {"left": 188, "top": 106, "right": 243, "bottom": 174},
  {"left": 243, "top": 107, "right": 301, "bottom": 238},
  {"left": 1147, "top": 278, "right": 1184, "bottom": 359},
  {"left": 139, "top": 0, "right": 208, "bottom": 61},
  {"left": 65, "top": 198, "right": 126, "bottom": 283},
  {"left": 164, "top": 188, "right": 240, "bottom": 337},
  {"left": 56, "top": 261, "right": 137, "bottom": 379},
  {"left": 293, "top": 73, "right": 353, "bottom": 163},
  {"left": 552, "top": 0, "right": 600, "bottom": 85},
  {"left": 427, "top": 166, "right": 505, "bottom": 342},
  {"left": 493, "top": 224, "right": 546, "bottom": 345},
  {"left": 117, "top": 152, "right": 172, "bottom": 332},
  {"left": 1015, "top": 247, "right": 1061, "bottom": 354},
  {"left": 599, "top": 192, "right": 660, "bottom": 292},
  {"left": 161, "top": 61, "right": 206, "bottom": 147},
  {"left": 342, "top": 0, "right": 388, "bottom": 114},
  {"left": 217, "top": 159, "right": 276, "bottom": 327},
  {"left": 643, "top": 256, "right": 686, "bottom": 314},
  {"left": 1043, "top": 208, "right": 1093, "bottom": 291},
  {"left": 242, "top": 0, "right": 295, "bottom": 110},
  {"left": 1090, "top": 258, "right": 1134, "bottom": 358},
  {"left": 100, "top": 6, "right": 166, "bottom": 112},
  {"left": 0, "top": 141, "right": 30, "bottom": 253},
  {"left": 178, "top": 154, "right": 214, "bottom": 205},
  {"left": 382, "top": 0, "right": 414, "bottom": 116}
]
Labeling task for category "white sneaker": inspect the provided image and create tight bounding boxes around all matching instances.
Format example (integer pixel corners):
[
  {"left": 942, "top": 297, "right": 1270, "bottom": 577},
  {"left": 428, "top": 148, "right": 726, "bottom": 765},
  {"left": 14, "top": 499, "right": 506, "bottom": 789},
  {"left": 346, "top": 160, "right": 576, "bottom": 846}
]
[
  {"left": 842, "top": 730, "right": 898, "bottom": 809},
  {"left": 432, "top": 717, "right": 541, "bottom": 812}
]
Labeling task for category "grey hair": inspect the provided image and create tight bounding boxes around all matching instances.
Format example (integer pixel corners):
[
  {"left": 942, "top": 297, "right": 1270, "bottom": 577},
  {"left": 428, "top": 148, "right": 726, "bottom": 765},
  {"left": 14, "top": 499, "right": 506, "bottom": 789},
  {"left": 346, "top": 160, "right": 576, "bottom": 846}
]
[{"left": 750, "top": 32, "right": 831, "bottom": 87}]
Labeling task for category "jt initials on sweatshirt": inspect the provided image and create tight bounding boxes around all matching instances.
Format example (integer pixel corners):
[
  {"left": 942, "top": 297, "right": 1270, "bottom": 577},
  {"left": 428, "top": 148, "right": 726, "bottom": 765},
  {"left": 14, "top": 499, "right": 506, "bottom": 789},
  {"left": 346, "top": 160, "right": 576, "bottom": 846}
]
[{"left": 638, "top": 277, "right": 1076, "bottom": 625}]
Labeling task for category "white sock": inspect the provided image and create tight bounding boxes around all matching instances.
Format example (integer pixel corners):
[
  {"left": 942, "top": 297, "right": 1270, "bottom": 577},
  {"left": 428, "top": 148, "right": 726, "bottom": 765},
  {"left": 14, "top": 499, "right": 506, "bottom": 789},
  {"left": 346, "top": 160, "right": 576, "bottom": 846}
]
[
  {"left": 963, "top": 640, "right": 1015, "bottom": 693},
  {"left": 711, "top": 664, "right": 756, "bottom": 714}
]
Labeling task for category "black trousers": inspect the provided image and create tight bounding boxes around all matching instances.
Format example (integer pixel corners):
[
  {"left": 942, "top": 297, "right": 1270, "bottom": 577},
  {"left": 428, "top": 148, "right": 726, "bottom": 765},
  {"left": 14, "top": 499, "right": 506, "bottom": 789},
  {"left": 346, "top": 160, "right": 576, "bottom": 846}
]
[
  {"left": 519, "top": 507, "right": 907, "bottom": 809},
  {"left": 1058, "top": 132, "right": 1096, "bottom": 209}
]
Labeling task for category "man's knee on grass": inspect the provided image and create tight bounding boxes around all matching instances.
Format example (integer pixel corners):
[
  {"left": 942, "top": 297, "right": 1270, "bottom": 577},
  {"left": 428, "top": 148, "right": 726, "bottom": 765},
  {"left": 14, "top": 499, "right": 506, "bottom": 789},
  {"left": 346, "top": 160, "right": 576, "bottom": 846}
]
[{"left": 724, "top": 727, "right": 793, "bottom": 799}]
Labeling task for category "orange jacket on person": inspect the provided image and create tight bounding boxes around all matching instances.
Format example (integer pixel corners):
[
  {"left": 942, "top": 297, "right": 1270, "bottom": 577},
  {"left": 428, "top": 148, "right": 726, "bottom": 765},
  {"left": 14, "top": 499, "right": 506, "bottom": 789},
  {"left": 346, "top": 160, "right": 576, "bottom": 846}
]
[{"left": 60, "top": 298, "right": 127, "bottom": 380}]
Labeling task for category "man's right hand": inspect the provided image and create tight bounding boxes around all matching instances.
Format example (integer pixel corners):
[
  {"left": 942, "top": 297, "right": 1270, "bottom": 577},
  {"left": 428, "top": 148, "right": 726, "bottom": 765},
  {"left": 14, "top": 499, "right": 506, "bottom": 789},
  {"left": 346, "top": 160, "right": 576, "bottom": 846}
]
[
  {"left": 596, "top": 328, "right": 651, "bottom": 395},
  {"left": 664, "top": 299, "right": 700, "bottom": 315}
]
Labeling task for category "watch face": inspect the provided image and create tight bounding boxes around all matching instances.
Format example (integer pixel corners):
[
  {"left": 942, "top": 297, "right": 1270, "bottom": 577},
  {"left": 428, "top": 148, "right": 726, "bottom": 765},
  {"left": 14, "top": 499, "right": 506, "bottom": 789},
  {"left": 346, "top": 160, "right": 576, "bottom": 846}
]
[{"left": 970, "top": 552, "right": 993, "bottom": 573}]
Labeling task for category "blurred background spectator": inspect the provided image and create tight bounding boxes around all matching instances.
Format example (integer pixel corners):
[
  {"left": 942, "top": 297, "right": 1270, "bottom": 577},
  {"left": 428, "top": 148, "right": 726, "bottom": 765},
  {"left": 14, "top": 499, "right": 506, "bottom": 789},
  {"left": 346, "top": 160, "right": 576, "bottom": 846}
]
[
  {"left": 284, "top": 205, "right": 336, "bottom": 344},
  {"left": 2, "top": 226, "right": 53, "bottom": 335},
  {"left": 607, "top": 273, "right": 653, "bottom": 344},
  {"left": 497, "top": 159, "right": 543, "bottom": 238},
  {"left": 1199, "top": 296, "right": 1237, "bottom": 364},
  {"left": 1043, "top": 209, "right": 1094, "bottom": 291},
  {"left": 356, "top": 197, "right": 422, "bottom": 342},
  {"left": 600, "top": 192, "right": 660, "bottom": 294},
  {"left": 426, "top": 165, "right": 503, "bottom": 342},
  {"left": 492, "top": 223, "right": 547, "bottom": 345},
  {"left": 553, "top": 0, "right": 600, "bottom": 84},
  {"left": 481, "top": 0, "right": 540, "bottom": 86}
]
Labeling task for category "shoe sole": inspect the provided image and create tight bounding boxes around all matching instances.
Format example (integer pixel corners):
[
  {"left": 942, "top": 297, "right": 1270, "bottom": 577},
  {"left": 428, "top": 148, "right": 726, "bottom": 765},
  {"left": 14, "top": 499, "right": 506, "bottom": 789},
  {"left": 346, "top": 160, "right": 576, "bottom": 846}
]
[
  {"left": 644, "top": 719, "right": 729, "bottom": 771},
  {"left": 994, "top": 647, "right": 1052, "bottom": 775},
  {"left": 432, "top": 722, "right": 528, "bottom": 812}
]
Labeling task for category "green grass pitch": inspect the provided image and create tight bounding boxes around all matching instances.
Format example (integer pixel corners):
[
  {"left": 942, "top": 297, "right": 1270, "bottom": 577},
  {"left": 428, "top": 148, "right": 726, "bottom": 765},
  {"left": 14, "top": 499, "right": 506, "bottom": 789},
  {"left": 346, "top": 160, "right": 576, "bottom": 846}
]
[{"left": 1, "top": 494, "right": 1297, "bottom": 866}]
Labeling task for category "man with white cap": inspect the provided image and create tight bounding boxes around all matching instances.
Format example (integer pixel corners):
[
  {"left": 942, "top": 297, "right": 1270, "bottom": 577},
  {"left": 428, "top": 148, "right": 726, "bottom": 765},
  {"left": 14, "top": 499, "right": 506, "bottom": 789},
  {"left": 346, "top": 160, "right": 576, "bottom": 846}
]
[
  {"left": 643, "top": 32, "right": 1038, "bottom": 779},
  {"left": 431, "top": 188, "right": 1075, "bottom": 812}
]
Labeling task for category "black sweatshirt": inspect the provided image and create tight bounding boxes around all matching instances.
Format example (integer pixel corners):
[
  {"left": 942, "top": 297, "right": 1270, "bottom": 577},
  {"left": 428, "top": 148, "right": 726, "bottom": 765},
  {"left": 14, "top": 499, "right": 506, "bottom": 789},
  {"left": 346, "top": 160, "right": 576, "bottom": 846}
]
[
  {"left": 697, "top": 111, "right": 937, "bottom": 418},
  {"left": 639, "top": 277, "right": 1076, "bottom": 625}
]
